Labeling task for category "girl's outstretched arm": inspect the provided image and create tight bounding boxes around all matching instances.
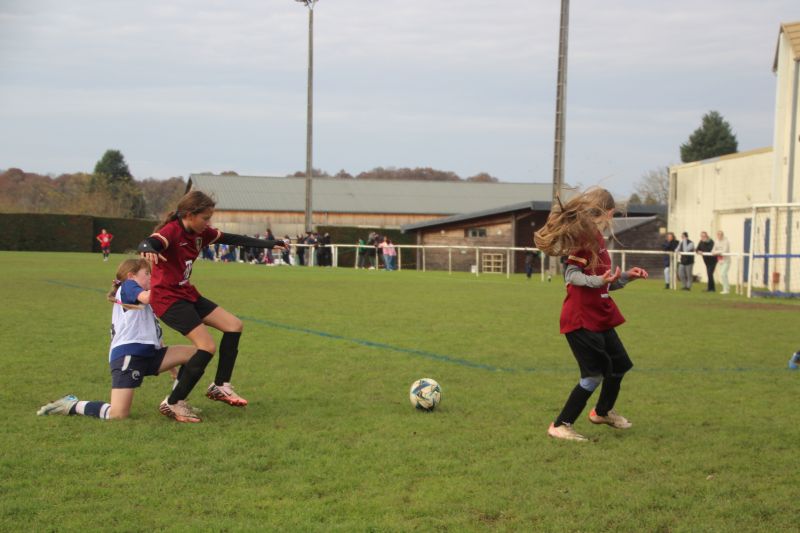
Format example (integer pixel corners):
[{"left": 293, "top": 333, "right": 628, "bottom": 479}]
[
  {"left": 218, "top": 233, "right": 287, "bottom": 249},
  {"left": 564, "top": 264, "right": 608, "bottom": 288}
]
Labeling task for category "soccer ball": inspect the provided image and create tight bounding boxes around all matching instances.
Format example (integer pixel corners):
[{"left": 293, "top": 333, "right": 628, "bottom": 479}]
[{"left": 409, "top": 378, "right": 441, "bottom": 411}]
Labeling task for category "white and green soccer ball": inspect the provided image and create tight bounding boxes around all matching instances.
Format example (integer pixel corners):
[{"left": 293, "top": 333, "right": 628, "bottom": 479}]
[{"left": 409, "top": 378, "right": 441, "bottom": 411}]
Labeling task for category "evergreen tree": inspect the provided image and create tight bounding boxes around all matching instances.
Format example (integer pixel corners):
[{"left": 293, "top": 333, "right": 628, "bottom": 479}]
[
  {"left": 91, "top": 149, "right": 145, "bottom": 218},
  {"left": 679, "top": 111, "right": 738, "bottom": 163},
  {"left": 93, "top": 149, "right": 132, "bottom": 188}
]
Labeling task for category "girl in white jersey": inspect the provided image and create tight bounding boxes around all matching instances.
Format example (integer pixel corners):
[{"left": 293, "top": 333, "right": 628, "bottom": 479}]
[{"left": 37, "top": 258, "right": 200, "bottom": 422}]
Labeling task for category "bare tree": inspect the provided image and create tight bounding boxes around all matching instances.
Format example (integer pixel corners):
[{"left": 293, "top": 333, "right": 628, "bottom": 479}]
[
  {"left": 139, "top": 177, "right": 187, "bottom": 218},
  {"left": 633, "top": 166, "right": 669, "bottom": 205}
]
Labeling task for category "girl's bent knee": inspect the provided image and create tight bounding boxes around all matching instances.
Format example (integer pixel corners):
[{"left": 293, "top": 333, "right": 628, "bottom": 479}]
[{"left": 108, "top": 408, "right": 130, "bottom": 420}]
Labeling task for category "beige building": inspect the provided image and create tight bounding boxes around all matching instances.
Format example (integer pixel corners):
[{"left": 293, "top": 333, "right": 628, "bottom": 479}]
[{"left": 668, "top": 21, "right": 800, "bottom": 291}]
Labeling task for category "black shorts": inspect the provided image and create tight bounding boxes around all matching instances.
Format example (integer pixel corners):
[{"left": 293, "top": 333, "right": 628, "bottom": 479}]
[
  {"left": 109, "top": 347, "right": 168, "bottom": 389},
  {"left": 159, "top": 296, "right": 219, "bottom": 335},
  {"left": 564, "top": 328, "right": 633, "bottom": 378}
]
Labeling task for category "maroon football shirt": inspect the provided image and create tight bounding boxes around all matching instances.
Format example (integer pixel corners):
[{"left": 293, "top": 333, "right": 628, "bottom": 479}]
[
  {"left": 149, "top": 220, "right": 221, "bottom": 317},
  {"left": 559, "top": 231, "right": 625, "bottom": 334}
]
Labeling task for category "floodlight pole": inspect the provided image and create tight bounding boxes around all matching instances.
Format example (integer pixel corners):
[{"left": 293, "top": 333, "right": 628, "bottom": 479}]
[
  {"left": 551, "top": 0, "right": 569, "bottom": 204},
  {"left": 547, "top": 0, "right": 569, "bottom": 278},
  {"left": 297, "top": 0, "right": 318, "bottom": 233}
]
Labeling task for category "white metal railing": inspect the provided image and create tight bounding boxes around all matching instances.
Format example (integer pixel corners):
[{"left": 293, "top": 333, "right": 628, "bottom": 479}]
[{"left": 216, "top": 243, "right": 758, "bottom": 296}]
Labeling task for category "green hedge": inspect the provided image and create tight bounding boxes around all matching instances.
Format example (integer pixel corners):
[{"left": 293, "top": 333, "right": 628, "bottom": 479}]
[
  {"left": 92, "top": 217, "right": 157, "bottom": 254},
  {"left": 316, "top": 225, "right": 417, "bottom": 269},
  {"left": 0, "top": 213, "right": 155, "bottom": 253}
]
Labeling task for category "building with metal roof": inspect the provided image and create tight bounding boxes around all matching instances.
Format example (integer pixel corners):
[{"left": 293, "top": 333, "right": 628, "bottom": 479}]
[
  {"left": 400, "top": 199, "right": 665, "bottom": 274},
  {"left": 186, "top": 173, "right": 558, "bottom": 236}
]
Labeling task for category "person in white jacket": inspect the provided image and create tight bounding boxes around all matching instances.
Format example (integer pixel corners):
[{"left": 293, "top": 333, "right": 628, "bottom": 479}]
[{"left": 712, "top": 231, "right": 731, "bottom": 294}]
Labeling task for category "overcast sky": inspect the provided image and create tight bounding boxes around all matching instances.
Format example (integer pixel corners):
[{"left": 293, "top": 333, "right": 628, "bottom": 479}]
[{"left": 1, "top": 1, "right": 798, "bottom": 197}]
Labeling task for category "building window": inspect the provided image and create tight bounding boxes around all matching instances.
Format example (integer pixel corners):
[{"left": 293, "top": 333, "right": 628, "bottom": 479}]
[{"left": 466, "top": 228, "right": 487, "bottom": 238}]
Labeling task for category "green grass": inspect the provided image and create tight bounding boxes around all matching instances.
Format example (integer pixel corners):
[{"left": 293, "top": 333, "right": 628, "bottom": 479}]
[{"left": 1, "top": 251, "right": 798, "bottom": 532}]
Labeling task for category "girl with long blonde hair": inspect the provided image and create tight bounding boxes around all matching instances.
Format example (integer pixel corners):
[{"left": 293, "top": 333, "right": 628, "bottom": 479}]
[{"left": 535, "top": 188, "right": 648, "bottom": 441}]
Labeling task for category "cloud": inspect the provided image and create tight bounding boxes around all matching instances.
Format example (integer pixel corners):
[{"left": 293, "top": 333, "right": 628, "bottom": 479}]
[{"left": 1, "top": 0, "right": 798, "bottom": 193}]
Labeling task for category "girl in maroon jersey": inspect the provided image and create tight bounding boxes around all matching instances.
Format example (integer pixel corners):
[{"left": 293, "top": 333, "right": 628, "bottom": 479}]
[
  {"left": 534, "top": 188, "right": 648, "bottom": 441},
  {"left": 137, "top": 190, "right": 286, "bottom": 422}
]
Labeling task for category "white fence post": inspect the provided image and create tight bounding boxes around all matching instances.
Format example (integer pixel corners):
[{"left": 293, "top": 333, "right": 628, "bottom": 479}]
[{"left": 448, "top": 247, "right": 452, "bottom": 275}]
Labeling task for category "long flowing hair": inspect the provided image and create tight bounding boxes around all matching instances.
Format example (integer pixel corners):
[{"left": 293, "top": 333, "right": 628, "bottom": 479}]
[
  {"left": 155, "top": 190, "right": 216, "bottom": 232},
  {"left": 534, "top": 188, "right": 617, "bottom": 270},
  {"left": 107, "top": 258, "right": 150, "bottom": 307}
]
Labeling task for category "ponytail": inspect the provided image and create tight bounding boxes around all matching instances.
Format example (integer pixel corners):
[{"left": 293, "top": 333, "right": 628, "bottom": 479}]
[
  {"left": 106, "top": 279, "right": 123, "bottom": 304},
  {"left": 154, "top": 190, "right": 216, "bottom": 232}
]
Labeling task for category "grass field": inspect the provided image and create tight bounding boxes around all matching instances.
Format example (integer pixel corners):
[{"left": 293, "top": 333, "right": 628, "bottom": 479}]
[{"left": 2, "top": 251, "right": 798, "bottom": 532}]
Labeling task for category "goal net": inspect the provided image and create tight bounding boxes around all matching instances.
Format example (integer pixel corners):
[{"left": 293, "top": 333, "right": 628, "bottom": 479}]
[{"left": 747, "top": 203, "right": 800, "bottom": 297}]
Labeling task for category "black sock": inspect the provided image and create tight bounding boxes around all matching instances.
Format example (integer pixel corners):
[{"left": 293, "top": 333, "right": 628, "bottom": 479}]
[
  {"left": 554, "top": 384, "right": 594, "bottom": 426},
  {"left": 215, "top": 332, "right": 241, "bottom": 385},
  {"left": 594, "top": 375, "right": 623, "bottom": 416},
  {"left": 168, "top": 350, "right": 213, "bottom": 404}
]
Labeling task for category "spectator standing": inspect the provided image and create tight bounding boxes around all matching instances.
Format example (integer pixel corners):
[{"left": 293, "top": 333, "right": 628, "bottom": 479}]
[
  {"left": 675, "top": 232, "right": 695, "bottom": 290},
  {"left": 320, "top": 233, "right": 332, "bottom": 266},
  {"left": 712, "top": 230, "right": 731, "bottom": 294},
  {"left": 696, "top": 231, "right": 717, "bottom": 292},
  {"left": 524, "top": 250, "right": 535, "bottom": 280},
  {"left": 306, "top": 232, "right": 318, "bottom": 266},
  {"left": 296, "top": 233, "right": 307, "bottom": 266},
  {"left": 661, "top": 232, "right": 678, "bottom": 289},
  {"left": 264, "top": 229, "right": 275, "bottom": 264},
  {"left": 379, "top": 236, "right": 397, "bottom": 270},
  {"left": 368, "top": 232, "right": 380, "bottom": 269},
  {"left": 357, "top": 238, "right": 369, "bottom": 269}
]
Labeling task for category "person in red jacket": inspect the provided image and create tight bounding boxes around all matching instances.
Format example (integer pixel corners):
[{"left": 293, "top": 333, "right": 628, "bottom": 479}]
[
  {"left": 534, "top": 188, "right": 648, "bottom": 441},
  {"left": 96, "top": 228, "right": 114, "bottom": 261},
  {"left": 137, "top": 190, "right": 286, "bottom": 422}
]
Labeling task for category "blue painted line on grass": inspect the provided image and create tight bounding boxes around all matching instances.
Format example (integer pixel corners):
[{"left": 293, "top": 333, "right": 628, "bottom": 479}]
[
  {"left": 46, "top": 279, "right": 106, "bottom": 293},
  {"left": 46, "top": 279, "right": 789, "bottom": 375},
  {"left": 239, "top": 315, "right": 516, "bottom": 373}
]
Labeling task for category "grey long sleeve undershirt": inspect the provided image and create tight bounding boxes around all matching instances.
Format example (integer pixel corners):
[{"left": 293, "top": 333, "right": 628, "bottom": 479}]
[{"left": 564, "top": 264, "right": 629, "bottom": 291}]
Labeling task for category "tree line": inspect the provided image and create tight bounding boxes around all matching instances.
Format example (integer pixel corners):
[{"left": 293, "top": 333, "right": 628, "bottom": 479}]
[
  {"left": 285, "top": 167, "right": 499, "bottom": 182},
  {"left": 0, "top": 150, "right": 186, "bottom": 219}
]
